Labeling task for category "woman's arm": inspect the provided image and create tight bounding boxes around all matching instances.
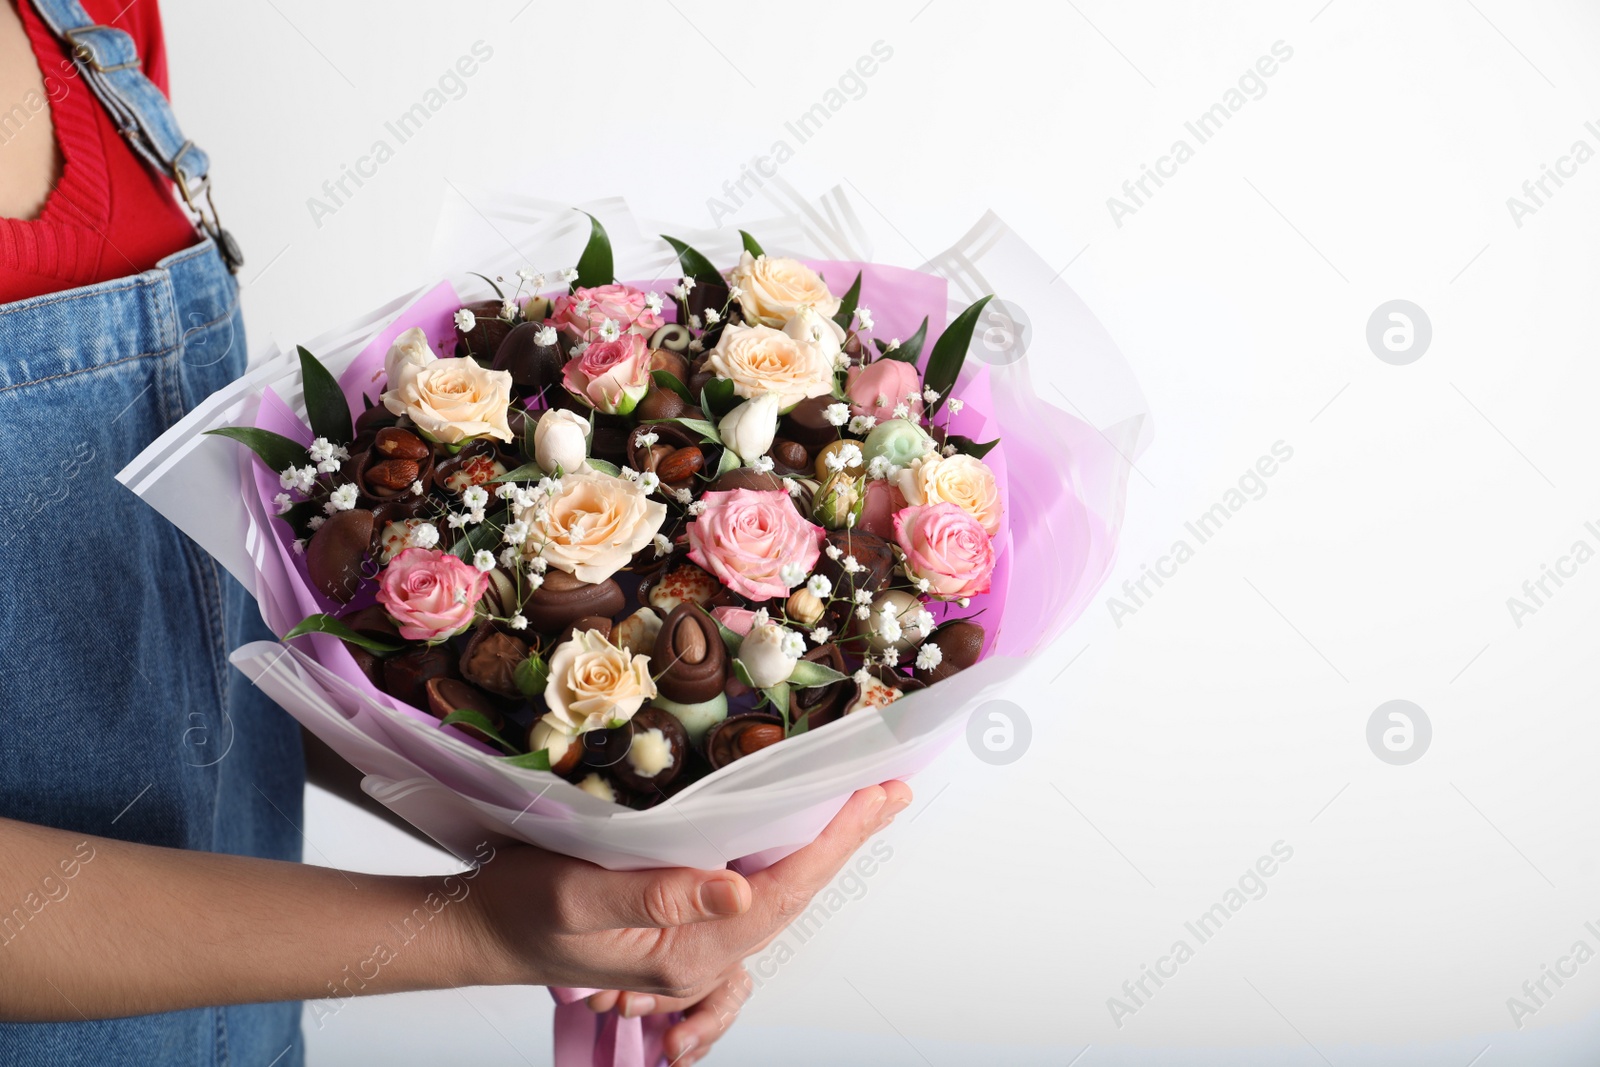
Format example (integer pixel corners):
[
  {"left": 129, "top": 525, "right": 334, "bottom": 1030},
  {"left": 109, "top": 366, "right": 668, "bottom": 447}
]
[{"left": 0, "top": 781, "right": 910, "bottom": 1026}]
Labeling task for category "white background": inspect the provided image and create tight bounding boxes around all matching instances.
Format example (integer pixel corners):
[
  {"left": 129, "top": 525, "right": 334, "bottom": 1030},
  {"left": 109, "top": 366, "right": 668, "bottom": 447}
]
[{"left": 162, "top": 0, "right": 1600, "bottom": 1062}]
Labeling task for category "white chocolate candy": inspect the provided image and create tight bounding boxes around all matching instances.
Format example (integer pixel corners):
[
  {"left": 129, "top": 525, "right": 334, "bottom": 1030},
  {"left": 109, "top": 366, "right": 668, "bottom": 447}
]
[{"left": 626, "top": 728, "right": 672, "bottom": 778}]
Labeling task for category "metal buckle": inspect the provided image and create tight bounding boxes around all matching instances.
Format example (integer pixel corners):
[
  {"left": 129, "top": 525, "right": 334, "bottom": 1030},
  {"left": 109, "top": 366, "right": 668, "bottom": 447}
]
[
  {"left": 61, "top": 27, "right": 141, "bottom": 74},
  {"left": 170, "top": 143, "right": 244, "bottom": 273}
]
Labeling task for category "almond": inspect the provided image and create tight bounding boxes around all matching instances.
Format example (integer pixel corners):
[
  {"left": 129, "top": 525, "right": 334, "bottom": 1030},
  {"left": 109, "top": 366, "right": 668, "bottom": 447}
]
[
  {"left": 656, "top": 446, "right": 705, "bottom": 483},
  {"left": 737, "top": 723, "right": 784, "bottom": 755},
  {"left": 367, "top": 458, "right": 420, "bottom": 490},
  {"left": 375, "top": 427, "right": 430, "bottom": 460}
]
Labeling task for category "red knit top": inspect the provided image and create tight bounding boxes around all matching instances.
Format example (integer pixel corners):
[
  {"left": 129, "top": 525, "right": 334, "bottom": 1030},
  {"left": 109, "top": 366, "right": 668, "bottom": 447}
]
[{"left": 0, "top": 0, "right": 197, "bottom": 304}]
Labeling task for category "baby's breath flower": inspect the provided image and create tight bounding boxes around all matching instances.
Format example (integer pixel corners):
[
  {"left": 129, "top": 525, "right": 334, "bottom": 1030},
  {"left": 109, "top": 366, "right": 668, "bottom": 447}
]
[
  {"left": 823, "top": 403, "right": 850, "bottom": 427},
  {"left": 454, "top": 308, "right": 477, "bottom": 333},
  {"left": 916, "top": 643, "right": 943, "bottom": 671},
  {"left": 472, "top": 550, "right": 495, "bottom": 572}
]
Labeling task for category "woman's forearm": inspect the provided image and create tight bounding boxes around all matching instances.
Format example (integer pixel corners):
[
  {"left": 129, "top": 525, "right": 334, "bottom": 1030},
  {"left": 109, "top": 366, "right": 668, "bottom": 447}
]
[{"left": 0, "top": 816, "right": 485, "bottom": 1022}]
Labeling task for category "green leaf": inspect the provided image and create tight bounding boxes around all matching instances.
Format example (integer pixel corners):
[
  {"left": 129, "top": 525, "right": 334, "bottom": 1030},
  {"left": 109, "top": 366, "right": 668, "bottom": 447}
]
[
  {"left": 297, "top": 346, "right": 354, "bottom": 445},
  {"left": 714, "top": 618, "right": 744, "bottom": 656},
  {"left": 501, "top": 749, "right": 552, "bottom": 771},
  {"left": 877, "top": 316, "right": 929, "bottom": 364},
  {"left": 275, "top": 499, "right": 324, "bottom": 539},
  {"left": 786, "top": 709, "right": 811, "bottom": 739},
  {"left": 514, "top": 653, "right": 549, "bottom": 699},
  {"left": 732, "top": 659, "right": 756, "bottom": 688},
  {"left": 448, "top": 506, "right": 510, "bottom": 562},
  {"left": 660, "top": 235, "right": 722, "bottom": 284},
  {"left": 488, "top": 461, "right": 547, "bottom": 484},
  {"left": 204, "top": 426, "right": 308, "bottom": 474},
  {"left": 787, "top": 659, "right": 849, "bottom": 689},
  {"left": 764, "top": 681, "right": 791, "bottom": 725},
  {"left": 574, "top": 212, "right": 614, "bottom": 289},
  {"left": 700, "top": 377, "right": 737, "bottom": 417},
  {"left": 644, "top": 416, "right": 720, "bottom": 445},
  {"left": 832, "top": 272, "right": 863, "bottom": 331},
  {"left": 587, "top": 458, "right": 621, "bottom": 478},
  {"left": 739, "top": 230, "right": 765, "bottom": 258},
  {"left": 924, "top": 295, "right": 994, "bottom": 416},
  {"left": 651, "top": 370, "right": 695, "bottom": 406},
  {"left": 712, "top": 447, "right": 741, "bottom": 478},
  {"left": 950, "top": 434, "right": 1001, "bottom": 460},
  {"left": 469, "top": 272, "right": 505, "bottom": 301},
  {"left": 284, "top": 613, "right": 404, "bottom": 655},
  {"left": 439, "top": 708, "right": 516, "bottom": 753}
]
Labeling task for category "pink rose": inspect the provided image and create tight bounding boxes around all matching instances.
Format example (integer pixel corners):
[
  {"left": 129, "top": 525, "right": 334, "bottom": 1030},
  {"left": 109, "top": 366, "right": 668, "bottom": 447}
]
[
  {"left": 562, "top": 334, "right": 653, "bottom": 415},
  {"left": 711, "top": 606, "right": 759, "bottom": 637},
  {"left": 687, "top": 489, "right": 825, "bottom": 602},
  {"left": 550, "top": 284, "right": 664, "bottom": 341},
  {"left": 375, "top": 548, "right": 489, "bottom": 643},
  {"left": 893, "top": 502, "right": 995, "bottom": 601},
  {"left": 847, "top": 359, "right": 923, "bottom": 423}
]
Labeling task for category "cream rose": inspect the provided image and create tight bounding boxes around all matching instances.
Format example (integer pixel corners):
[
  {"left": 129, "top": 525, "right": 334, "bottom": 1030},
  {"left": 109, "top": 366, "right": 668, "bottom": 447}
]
[
  {"left": 382, "top": 331, "right": 513, "bottom": 444},
  {"left": 705, "top": 323, "right": 835, "bottom": 411},
  {"left": 895, "top": 453, "right": 1002, "bottom": 535},
  {"left": 728, "top": 251, "right": 841, "bottom": 327},
  {"left": 541, "top": 629, "right": 656, "bottom": 734},
  {"left": 519, "top": 468, "right": 667, "bottom": 583}
]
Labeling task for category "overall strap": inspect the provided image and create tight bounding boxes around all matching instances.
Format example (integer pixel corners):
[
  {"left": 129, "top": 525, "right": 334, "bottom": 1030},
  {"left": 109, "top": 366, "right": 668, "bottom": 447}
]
[{"left": 27, "top": 0, "right": 243, "bottom": 272}]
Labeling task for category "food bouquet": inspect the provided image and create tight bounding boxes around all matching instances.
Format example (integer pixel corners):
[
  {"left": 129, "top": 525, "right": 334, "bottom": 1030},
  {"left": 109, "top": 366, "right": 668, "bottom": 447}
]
[{"left": 120, "top": 188, "right": 1146, "bottom": 1065}]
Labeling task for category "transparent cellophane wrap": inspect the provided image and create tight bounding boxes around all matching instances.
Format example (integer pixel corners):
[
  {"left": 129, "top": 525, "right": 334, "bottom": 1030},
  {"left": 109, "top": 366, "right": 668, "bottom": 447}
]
[{"left": 118, "top": 184, "right": 1149, "bottom": 875}]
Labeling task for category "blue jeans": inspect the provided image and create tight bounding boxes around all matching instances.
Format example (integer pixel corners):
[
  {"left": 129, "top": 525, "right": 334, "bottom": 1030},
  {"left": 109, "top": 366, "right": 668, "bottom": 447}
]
[{"left": 0, "top": 241, "right": 306, "bottom": 1066}]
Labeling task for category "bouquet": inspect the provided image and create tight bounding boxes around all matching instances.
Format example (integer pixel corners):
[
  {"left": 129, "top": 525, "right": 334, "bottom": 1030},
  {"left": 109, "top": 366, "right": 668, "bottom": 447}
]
[{"left": 121, "top": 187, "right": 1146, "bottom": 1065}]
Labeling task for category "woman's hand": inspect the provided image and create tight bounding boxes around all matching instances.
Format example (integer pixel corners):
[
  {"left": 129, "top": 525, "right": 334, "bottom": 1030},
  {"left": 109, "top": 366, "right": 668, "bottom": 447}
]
[
  {"left": 585, "top": 964, "right": 753, "bottom": 1066},
  {"left": 460, "top": 780, "right": 912, "bottom": 1058}
]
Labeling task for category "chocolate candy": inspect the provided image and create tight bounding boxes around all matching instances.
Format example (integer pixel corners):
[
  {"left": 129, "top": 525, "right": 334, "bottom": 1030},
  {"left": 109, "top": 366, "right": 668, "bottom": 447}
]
[
  {"left": 454, "top": 299, "right": 512, "bottom": 359},
  {"left": 649, "top": 693, "right": 727, "bottom": 746},
  {"left": 912, "top": 621, "right": 985, "bottom": 685},
  {"left": 579, "top": 722, "right": 634, "bottom": 769},
  {"left": 521, "top": 570, "right": 625, "bottom": 635},
  {"left": 554, "top": 615, "right": 614, "bottom": 650},
  {"left": 610, "top": 706, "right": 690, "bottom": 793},
  {"left": 705, "top": 713, "right": 785, "bottom": 770},
  {"left": 633, "top": 386, "right": 686, "bottom": 424},
  {"left": 648, "top": 324, "right": 693, "bottom": 354},
  {"left": 815, "top": 530, "right": 895, "bottom": 602},
  {"left": 425, "top": 677, "right": 505, "bottom": 745},
  {"left": 781, "top": 395, "right": 841, "bottom": 451},
  {"left": 767, "top": 438, "right": 809, "bottom": 475},
  {"left": 434, "top": 440, "right": 507, "bottom": 497},
  {"left": 493, "top": 321, "right": 564, "bottom": 396},
  {"left": 792, "top": 642, "right": 850, "bottom": 731},
  {"left": 338, "top": 605, "right": 399, "bottom": 643},
  {"left": 381, "top": 643, "right": 458, "bottom": 711},
  {"left": 707, "top": 468, "right": 785, "bottom": 494},
  {"left": 648, "top": 346, "right": 690, "bottom": 383},
  {"left": 653, "top": 603, "right": 728, "bottom": 704},
  {"left": 460, "top": 626, "right": 529, "bottom": 700},
  {"left": 845, "top": 673, "right": 905, "bottom": 716},
  {"left": 643, "top": 563, "right": 722, "bottom": 616},
  {"left": 305, "top": 508, "right": 375, "bottom": 603},
  {"left": 354, "top": 402, "right": 399, "bottom": 438}
]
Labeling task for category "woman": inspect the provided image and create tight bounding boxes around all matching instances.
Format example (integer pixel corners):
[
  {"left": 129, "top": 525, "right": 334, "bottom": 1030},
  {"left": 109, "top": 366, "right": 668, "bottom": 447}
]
[{"left": 0, "top": 2, "right": 911, "bottom": 1063}]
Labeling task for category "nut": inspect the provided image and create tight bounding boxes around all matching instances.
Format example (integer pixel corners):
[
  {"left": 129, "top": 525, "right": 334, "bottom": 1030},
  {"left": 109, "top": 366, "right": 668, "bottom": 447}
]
[
  {"left": 367, "top": 459, "right": 420, "bottom": 490},
  {"left": 770, "top": 438, "right": 809, "bottom": 471},
  {"left": 787, "top": 588, "right": 825, "bottom": 626},
  {"left": 672, "top": 622, "right": 708, "bottom": 665},
  {"left": 645, "top": 444, "right": 674, "bottom": 473},
  {"left": 737, "top": 723, "right": 784, "bottom": 755},
  {"left": 375, "top": 427, "right": 430, "bottom": 460},
  {"left": 656, "top": 446, "right": 705, "bottom": 482}
]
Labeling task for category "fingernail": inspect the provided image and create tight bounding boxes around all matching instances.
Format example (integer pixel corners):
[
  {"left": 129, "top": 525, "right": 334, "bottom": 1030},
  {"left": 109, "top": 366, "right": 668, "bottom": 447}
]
[
  {"left": 622, "top": 995, "right": 657, "bottom": 1018},
  {"left": 673, "top": 1037, "right": 698, "bottom": 1061},
  {"left": 700, "top": 877, "right": 744, "bottom": 916},
  {"left": 865, "top": 790, "right": 887, "bottom": 823}
]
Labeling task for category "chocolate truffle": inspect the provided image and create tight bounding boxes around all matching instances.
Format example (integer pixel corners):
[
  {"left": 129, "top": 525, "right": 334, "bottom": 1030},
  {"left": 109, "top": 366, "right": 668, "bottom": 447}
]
[
  {"left": 305, "top": 508, "right": 375, "bottom": 603},
  {"left": 521, "top": 570, "right": 625, "bottom": 635},
  {"left": 705, "top": 713, "right": 785, "bottom": 770},
  {"left": 912, "top": 621, "right": 985, "bottom": 685},
  {"left": 652, "top": 603, "right": 729, "bottom": 704},
  {"left": 459, "top": 626, "right": 530, "bottom": 700},
  {"left": 609, "top": 706, "right": 690, "bottom": 793}
]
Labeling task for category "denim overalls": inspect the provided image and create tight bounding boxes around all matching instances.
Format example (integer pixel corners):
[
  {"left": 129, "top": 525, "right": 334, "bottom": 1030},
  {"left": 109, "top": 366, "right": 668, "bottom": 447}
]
[{"left": 0, "top": 2, "right": 306, "bottom": 1064}]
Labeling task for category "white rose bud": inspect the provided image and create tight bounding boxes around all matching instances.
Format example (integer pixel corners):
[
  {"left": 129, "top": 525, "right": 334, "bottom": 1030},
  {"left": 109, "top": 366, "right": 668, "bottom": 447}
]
[
  {"left": 717, "top": 392, "right": 781, "bottom": 464},
  {"left": 534, "top": 408, "right": 590, "bottom": 476},
  {"left": 738, "top": 623, "right": 799, "bottom": 688},
  {"left": 786, "top": 588, "right": 825, "bottom": 626}
]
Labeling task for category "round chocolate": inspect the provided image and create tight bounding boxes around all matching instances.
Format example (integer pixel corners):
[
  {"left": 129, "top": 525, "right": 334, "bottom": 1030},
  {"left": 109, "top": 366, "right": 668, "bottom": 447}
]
[
  {"left": 649, "top": 692, "right": 728, "bottom": 746},
  {"left": 306, "top": 508, "right": 375, "bottom": 603},
  {"left": 455, "top": 299, "right": 513, "bottom": 359},
  {"left": 579, "top": 723, "right": 634, "bottom": 769},
  {"left": 705, "top": 712, "right": 785, "bottom": 770},
  {"left": 781, "top": 395, "right": 841, "bottom": 451},
  {"left": 610, "top": 706, "right": 689, "bottom": 793},
  {"left": 707, "top": 468, "right": 785, "bottom": 494},
  {"left": 912, "top": 621, "right": 985, "bottom": 685},
  {"left": 648, "top": 347, "right": 690, "bottom": 382},
  {"left": 460, "top": 626, "right": 530, "bottom": 700},
  {"left": 381, "top": 643, "right": 458, "bottom": 711},
  {"left": 521, "top": 570, "right": 626, "bottom": 635},
  {"left": 554, "top": 615, "right": 614, "bottom": 650},
  {"left": 652, "top": 603, "right": 729, "bottom": 704},
  {"left": 633, "top": 387, "right": 686, "bottom": 424},
  {"left": 493, "top": 321, "right": 564, "bottom": 395},
  {"left": 649, "top": 324, "right": 693, "bottom": 354},
  {"left": 528, "top": 723, "right": 582, "bottom": 776}
]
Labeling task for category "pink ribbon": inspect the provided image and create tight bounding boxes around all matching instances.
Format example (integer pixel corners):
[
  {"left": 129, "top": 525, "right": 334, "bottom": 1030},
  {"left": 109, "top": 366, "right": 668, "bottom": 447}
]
[{"left": 551, "top": 987, "right": 678, "bottom": 1067}]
